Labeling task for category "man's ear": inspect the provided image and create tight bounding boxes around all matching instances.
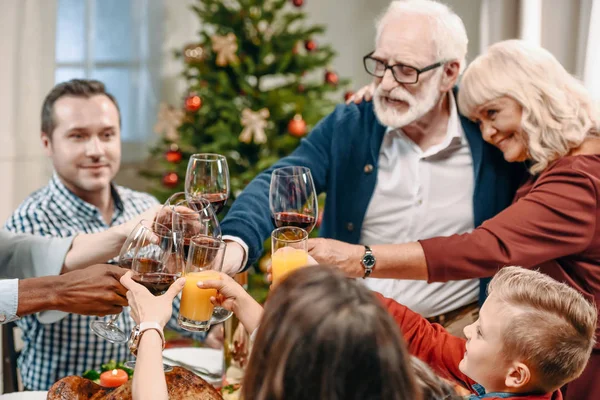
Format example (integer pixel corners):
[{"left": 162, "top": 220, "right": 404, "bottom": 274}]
[
  {"left": 505, "top": 362, "right": 531, "bottom": 389},
  {"left": 41, "top": 132, "right": 53, "bottom": 157},
  {"left": 440, "top": 60, "right": 461, "bottom": 92}
]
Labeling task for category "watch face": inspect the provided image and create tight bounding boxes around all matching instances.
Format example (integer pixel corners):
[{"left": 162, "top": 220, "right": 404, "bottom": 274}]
[{"left": 363, "top": 254, "right": 376, "bottom": 268}]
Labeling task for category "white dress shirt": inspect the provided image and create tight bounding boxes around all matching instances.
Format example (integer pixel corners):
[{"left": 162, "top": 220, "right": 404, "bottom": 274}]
[{"left": 360, "top": 93, "right": 479, "bottom": 317}]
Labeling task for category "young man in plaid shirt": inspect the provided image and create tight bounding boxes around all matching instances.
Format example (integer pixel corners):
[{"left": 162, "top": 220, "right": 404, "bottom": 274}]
[{"left": 4, "top": 79, "right": 203, "bottom": 390}]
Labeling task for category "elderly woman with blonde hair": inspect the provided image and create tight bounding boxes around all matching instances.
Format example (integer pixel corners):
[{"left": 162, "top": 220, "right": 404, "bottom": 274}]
[{"left": 311, "top": 39, "right": 600, "bottom": 400}]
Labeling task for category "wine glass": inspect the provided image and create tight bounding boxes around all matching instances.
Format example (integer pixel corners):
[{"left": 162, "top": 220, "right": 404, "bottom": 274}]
[
  {"left": 90, "top": 220, "right": 177, "bottom": 343},
  {"left": 270, "top": 166, "right": 318, "bottom": 233},
  {"left": 185, "top": 154, "right": 230, "bottom": 214},
  {"left": 120, "top": 220, "right": 179, "bottom": 371},
  {"left": 90, "top": 225, "right": 145, "bottom": 343},
  {"left": 128, "top": 220, "right": 179, "bottom": 296}
]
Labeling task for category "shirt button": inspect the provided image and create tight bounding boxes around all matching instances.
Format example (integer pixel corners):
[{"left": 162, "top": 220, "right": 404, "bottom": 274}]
[
  {"left": 364, "top": 164, "right": 374, "bottom": 174},
  {"left": 0, "top": 314, "right": 6, "bottom": 322},
  {"left": 346, "top": 222, "right": 354, "bottom": 232}
]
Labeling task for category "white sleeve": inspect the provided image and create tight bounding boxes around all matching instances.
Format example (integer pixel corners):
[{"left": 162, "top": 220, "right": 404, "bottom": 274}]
[
  {"left": 0, "top": 279, "right": 20, "bottom": 324},
  {"left": 222, "top": 235, "right": 249, "bottom": 273}
]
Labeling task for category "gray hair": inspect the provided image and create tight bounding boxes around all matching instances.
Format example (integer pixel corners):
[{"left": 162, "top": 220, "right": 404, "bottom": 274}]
[
  {"left": 458, "top": 40, "right": 600, "bottom": 174},
  {"left": 375, "top": 0, "right": 469, "bottom": 73}
]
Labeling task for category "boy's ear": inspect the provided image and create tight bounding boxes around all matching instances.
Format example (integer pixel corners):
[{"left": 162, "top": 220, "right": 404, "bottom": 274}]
[{"left": 505, "top": 362, "right": 531, "bottom": 389}]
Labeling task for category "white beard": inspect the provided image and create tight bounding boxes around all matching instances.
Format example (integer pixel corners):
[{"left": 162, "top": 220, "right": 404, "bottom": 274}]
[{"left": 373, "top": 72, "right": 442, "bottom": 128}]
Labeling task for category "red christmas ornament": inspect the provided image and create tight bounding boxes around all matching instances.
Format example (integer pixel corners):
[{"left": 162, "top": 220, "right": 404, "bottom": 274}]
[
  {"left": 162, "top": 172, "right": 179, "bottom": 188},
  {"left": 185, "top": 94, "right": 202, "bottom": 112},
  {"left": 165, "top": 144, "right": 182, "bottom": 163},
  {"left": 325, "top": 70, "right": 339, "bottom": 86},
  {"left": 304, "top": 40, "right": 317, "bottom": 52},
  {"left": 344, "top": 91, "right": 354, "bottom": 101},
  {"left": 292, "top": 0, "right": 304, "bottom": 7},
  {"left": 288, "top": 114, "right": 307, "bottom": 137}
]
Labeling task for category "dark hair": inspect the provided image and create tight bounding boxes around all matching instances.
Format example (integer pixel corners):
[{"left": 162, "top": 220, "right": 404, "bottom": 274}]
[
  {"left": 41, "top": 79, "right": 121, "bottom": 137},
  {"left": 410, "top": 357, "right": 462, "bottom": 400},
  {"left": 242, "top": 266, "right": 421, "bottom": 400}
]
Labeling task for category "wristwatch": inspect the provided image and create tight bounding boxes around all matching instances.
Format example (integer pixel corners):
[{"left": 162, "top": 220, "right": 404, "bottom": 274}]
[
  {"left": 361, "top": 245, "right": 376, "bottom": 279},
  {"left": 128, "top": 322, "right": 165, "bottom": 356}
]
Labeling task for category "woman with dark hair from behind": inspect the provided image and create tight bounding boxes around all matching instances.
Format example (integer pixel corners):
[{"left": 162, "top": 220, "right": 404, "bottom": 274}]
[
  {"left": 410, "top": 357, "right": 463, "bottom": 400},
  {"left": 121, "top": 266, "right": 423, "bottom": 400}
]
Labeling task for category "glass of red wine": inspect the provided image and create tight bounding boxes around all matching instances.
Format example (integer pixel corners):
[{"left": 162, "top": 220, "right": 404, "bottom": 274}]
[
  {"left": 185, "top": 154, "right": 230, "bottom": 214},
  {"left": 121, "top": 220, "right": 179, "bottom": 371},
  {"left": 172, "top": 197, "right": 222, "bottom": 259},
  {"left": 270, "top": 166, "right": 318, "bottom": 233},
  {"left": 90, "top": 220, "right": 178, "bottom": 345}
]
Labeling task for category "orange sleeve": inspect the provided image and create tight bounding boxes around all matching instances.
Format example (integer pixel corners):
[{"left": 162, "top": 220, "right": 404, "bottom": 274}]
[
  {"left": 420, "top": 166, "right": 597, "bottom": 282},
  {"left": 375, "top": 293, "right": 475, "bottom": 389}
]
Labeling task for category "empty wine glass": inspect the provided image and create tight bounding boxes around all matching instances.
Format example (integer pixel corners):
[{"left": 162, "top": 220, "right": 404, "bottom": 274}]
[
  {"left": 270, "top": 166, "right": 318, "bottom": 233},
  {"left": 185, "top": 154, "right": 230, "bottom": 214}
]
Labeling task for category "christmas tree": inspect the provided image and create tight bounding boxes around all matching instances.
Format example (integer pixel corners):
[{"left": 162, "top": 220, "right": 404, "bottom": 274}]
[{"left": 144, "top": 0, "right": 349, "bottom": 206}]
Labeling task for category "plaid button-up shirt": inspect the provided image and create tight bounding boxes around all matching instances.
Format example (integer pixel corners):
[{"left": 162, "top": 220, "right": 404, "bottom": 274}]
[{"left": 4, "top": 174, "right": 201, "bottom": 390}]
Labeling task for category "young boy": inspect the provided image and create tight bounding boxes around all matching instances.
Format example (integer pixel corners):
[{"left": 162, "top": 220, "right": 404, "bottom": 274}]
[{"left": 379, "top": 266, "right": 597, "bottom": 400}]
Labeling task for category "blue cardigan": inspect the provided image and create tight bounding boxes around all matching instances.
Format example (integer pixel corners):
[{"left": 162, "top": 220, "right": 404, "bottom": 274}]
[{"left": 221, "top": 96, "right": 523, "bottom": 302}]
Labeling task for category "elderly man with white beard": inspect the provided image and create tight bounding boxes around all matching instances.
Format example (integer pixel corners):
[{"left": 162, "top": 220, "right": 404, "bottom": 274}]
[{"left": 219, "top": 0, "right": 523, "bottom": 335}]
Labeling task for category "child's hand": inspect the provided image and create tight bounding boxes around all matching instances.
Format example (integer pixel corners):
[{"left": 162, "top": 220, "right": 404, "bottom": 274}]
[
  {"left": 197, "top": 272, "right": 247, "bottom": 311},
  {"left": 198, "top": 272, "right": 264, "bottom": 335}
]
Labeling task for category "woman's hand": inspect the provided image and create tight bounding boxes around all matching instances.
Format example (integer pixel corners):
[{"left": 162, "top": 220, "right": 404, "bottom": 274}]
[
  {"left": 120, "top": 271, "right": 185, "bottom": 328},
  {"left": 345, "top": 83, "right": 376, "bottom": 104}
]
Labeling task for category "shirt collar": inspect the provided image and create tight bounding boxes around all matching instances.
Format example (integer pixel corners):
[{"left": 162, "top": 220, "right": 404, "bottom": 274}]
[
  {"left": 384, "top": 91, "right": 465, "bottom": 155},
  {"left": 469, "top": 383, "right": 553, "bottom": 399},
  {"left": 49, "top": 173, "right": 124, "bottom": 220}
]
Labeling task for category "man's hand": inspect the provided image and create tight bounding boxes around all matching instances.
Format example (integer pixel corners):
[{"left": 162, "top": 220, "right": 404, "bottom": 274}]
[
  {"left": 115, "top": 204, "right": 162, "bottom": 239},
  {"left": 120, "top": 271, "right": 185, "bottom": 328},
  {"left": 307, "top": 238, "right": 364, "bottom": 278},
  {"left": 221, "top": 241, "right": 246, "bottom": 275},
  {"left": 51, "top": 264, "right": 130, "bottom": 316}
]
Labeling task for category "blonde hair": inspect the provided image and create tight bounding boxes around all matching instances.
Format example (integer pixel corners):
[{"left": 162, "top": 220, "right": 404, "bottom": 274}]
[
  {"left": 375, "top": 0, "right": 468, "bottom": 73},
  {"left": 488, "top": 266, "right": 597, "bottom": 391},
  {"left": 458, "top": 40, "right": 600, "bottom": 174}
]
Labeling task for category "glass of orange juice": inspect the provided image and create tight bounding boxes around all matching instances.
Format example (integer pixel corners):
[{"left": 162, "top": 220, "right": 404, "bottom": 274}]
[
  {"left": 178, "top": 235, "right": 226, "bottom": 332},
  {"left": 271, "top": 226, "right": 309, "bottom": 286}
]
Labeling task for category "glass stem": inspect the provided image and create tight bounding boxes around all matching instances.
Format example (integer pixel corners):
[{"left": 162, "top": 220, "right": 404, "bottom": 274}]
[{"left": 107, "top": 313, "right": 121, "bottom": 326}]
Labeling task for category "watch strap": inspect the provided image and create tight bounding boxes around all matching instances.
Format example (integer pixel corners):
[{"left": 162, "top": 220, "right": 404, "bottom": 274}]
[
  {"left": 130, "top": 322, "right": 165, "bottom": 356},
  {"left": 362, "top": 245, "right": 374, "bottom": 279},
  {"left": 139, "top": 322, "right": 166, "bottom": 347}
]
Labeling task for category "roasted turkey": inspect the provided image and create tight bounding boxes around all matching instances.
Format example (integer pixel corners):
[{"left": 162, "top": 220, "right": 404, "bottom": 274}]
[{"left": 46, "top": 366, "right": 223, "bottom": 400}]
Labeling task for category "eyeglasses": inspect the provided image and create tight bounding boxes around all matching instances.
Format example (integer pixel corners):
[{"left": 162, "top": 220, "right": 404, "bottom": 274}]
[{"left": 363, "top": 51, "right": 446, "bottom": 84}]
